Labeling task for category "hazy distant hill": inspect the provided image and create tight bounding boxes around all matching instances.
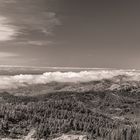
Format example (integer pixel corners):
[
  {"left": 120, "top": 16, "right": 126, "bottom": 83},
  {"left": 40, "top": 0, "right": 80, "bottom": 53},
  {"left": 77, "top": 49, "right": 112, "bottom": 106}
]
[{"left": 3, "top": 73, "right": 140, "bottom": 97}]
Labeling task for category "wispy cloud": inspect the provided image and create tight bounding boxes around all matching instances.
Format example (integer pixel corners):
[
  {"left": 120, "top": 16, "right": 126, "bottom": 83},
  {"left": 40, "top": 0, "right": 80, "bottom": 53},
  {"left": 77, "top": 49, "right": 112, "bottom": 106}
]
[
  {"left": 0, "top": 0, "right": 61, "bottom": 45},
  {"left": 16, "top": 11, "right": 61, "bottom": 42},
  {"left": 0, "top": 52, "right": 19, "bottom": 58},
  {"left": 0, "top": 16, "right": 17, "bottom": 41},
  {"left": 0, "top": 0, "right": 16, "bottom": 4}
]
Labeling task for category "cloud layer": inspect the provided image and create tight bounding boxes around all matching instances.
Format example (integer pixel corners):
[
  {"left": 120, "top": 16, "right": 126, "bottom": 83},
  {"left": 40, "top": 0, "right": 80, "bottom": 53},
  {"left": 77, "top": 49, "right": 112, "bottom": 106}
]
[{"left": 0, "top": 70, "right": 140, "bottom": 89}]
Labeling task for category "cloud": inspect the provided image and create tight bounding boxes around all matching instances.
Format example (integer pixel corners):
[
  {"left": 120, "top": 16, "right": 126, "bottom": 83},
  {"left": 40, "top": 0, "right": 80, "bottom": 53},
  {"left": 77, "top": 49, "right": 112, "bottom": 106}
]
[
  {"left": 0, "top": 52, "right": 19, "bottom": 58},
  {"left": 0, "top": 70, "right": 140, "bottom": 89},
  {"left": 0, "top": 16, "right": 17, "bottom": 41},
  {"left": 0, "top": 0, "right": 16, "bottom": 4},
  {"left": 0, "top": 0, "right": 61, "bottom": 45},
  {"left": 20, "top": 40, "right": 53, "bottom": 46},
  {"left": 15, "top": 11, "right": 61, "bottom": 45}
]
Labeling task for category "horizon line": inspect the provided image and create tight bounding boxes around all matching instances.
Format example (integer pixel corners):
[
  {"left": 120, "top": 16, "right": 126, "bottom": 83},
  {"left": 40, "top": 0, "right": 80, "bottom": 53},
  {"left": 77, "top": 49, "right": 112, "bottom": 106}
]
[{"left": 0, "top": 65, "right": 138, "bottom": 71}]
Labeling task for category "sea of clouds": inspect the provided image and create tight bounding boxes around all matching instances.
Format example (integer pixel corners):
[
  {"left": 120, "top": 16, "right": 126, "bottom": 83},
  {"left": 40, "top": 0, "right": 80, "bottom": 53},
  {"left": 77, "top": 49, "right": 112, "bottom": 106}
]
[{"left": 0, "top": 70, "right": 140, "bottom": 89}]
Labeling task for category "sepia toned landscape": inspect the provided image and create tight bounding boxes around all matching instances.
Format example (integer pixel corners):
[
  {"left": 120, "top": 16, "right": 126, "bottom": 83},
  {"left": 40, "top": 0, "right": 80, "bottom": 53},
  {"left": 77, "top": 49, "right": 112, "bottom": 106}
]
[{"left": 0, "top": 0, "right": 140, "bottom": 139}]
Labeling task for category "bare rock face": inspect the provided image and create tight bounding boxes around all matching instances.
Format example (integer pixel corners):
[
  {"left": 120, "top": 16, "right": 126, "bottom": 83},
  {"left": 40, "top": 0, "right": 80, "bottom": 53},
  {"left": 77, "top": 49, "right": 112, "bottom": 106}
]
[{"left": 52, "top": 134, "right": 88, "bottom": 140}]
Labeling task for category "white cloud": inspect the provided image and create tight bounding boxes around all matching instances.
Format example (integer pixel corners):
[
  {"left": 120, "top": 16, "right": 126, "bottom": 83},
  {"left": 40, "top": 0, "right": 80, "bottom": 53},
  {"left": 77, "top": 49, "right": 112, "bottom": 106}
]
[
  {"left": 0, "top": 16, "right": 17, "bottom": 41},
  {"left": 0, "top": 70, "right": 140, "bottom": 89},
  {"left": 0, "top": 52, "right": 18, "bottom": 58},
  {"left": 27, "top": 40, "right": 53, "bottom": 46}
]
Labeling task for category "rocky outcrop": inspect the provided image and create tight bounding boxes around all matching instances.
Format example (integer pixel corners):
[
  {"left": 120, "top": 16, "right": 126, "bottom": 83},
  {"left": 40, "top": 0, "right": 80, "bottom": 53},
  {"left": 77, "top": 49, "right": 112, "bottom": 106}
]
[{"left": 52, "top": 134, "right": 88, "bottom": 140}]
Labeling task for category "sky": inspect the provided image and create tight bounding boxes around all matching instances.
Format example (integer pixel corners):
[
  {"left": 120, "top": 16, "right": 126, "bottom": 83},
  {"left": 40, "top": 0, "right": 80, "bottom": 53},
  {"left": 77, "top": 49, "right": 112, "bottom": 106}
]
[{"left": 0, "top": 0, "right": 140, "bottom": 69}]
